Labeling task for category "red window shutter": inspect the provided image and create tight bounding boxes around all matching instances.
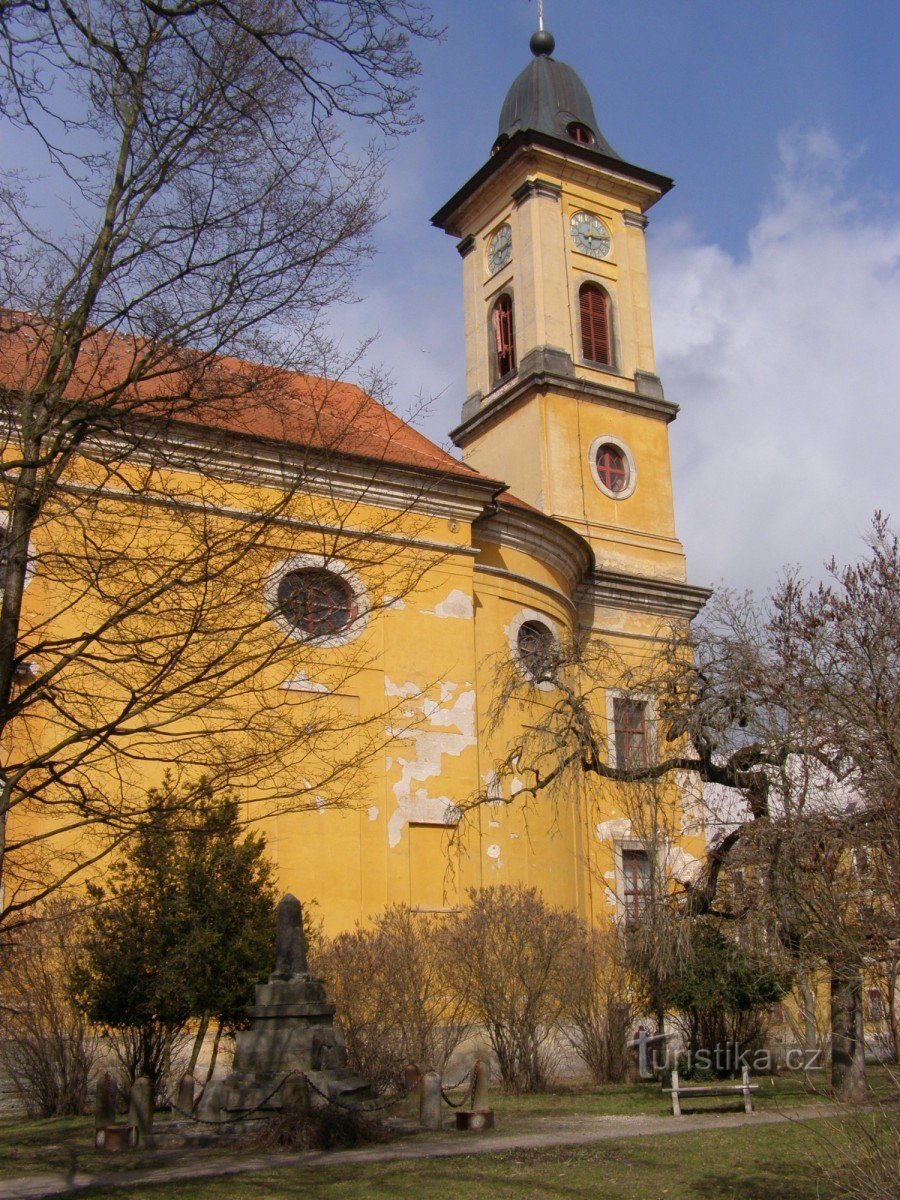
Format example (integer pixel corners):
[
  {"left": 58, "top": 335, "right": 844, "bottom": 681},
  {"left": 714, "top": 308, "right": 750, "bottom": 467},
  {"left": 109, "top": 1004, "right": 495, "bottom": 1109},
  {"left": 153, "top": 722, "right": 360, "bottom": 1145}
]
[
  {"left": 492, "top": 295, "right": 516, "bottom": 377},
  {"left": 580, "top": 284, "right": 611, "bottom": 364}
]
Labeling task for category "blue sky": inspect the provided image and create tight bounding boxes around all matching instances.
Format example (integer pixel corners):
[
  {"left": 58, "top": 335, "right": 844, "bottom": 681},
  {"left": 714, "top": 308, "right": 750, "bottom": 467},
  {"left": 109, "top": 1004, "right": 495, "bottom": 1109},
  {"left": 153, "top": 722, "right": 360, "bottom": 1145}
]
[{"left": 329, "top": 0, "right": 900, "bottom": 594}]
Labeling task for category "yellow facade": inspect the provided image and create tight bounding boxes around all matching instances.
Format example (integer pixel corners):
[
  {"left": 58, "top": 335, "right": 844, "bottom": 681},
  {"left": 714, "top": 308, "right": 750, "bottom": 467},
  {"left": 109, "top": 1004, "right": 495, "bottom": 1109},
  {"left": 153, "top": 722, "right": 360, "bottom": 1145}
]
[{"left": 5, "top": 35, "right": 710, "bottom": 935}]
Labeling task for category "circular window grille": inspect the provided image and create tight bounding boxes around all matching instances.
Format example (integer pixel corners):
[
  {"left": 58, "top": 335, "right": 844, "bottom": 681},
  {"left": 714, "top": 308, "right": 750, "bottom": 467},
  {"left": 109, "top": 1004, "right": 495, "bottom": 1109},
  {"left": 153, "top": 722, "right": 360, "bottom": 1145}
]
[
  {"left": 277, "top": 569, "right": 357, "bottom": 638},
  {"left": 517, "top": 620, "right": 555, "bottom": 681},
  {"left": 595, "top": 443, "right": 629, "bottom": 494}
]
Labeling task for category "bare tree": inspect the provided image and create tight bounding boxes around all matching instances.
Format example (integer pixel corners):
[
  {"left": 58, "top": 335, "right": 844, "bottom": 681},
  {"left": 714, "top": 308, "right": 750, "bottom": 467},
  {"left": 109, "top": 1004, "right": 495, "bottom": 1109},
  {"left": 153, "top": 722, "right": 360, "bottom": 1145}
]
[
  {"left": 313, "top": 905, "right": 470, "bottom": 1092},
  {"left": 0, "top": 1, "right": 441, "bottom": 934}
]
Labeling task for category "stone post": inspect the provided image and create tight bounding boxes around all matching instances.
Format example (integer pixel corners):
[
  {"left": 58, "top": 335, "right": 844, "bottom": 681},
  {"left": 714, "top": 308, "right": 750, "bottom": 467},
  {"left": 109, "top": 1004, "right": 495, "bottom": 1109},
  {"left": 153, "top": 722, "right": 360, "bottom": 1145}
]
[
  {"left": 94, "top": 1072, "right": 117, "bottom": 1129},
  {"left": 128, "top": 1076, "right": 155, "bottom": 1148},
  {"left": 176, "top": 1073, "right": 196, "bottom": 1116},
  {"left": 471, "top": 1058, "right": 489, "bottom": 1111},
  {"left": 419, "top": 1070, "right": 442, "bottom": 1131}
]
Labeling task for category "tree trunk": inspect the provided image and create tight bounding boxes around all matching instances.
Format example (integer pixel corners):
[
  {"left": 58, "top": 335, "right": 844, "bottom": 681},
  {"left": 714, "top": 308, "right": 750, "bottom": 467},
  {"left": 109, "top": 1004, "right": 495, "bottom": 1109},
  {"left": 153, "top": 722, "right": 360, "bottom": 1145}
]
[
  {"left": 800, "top": 971, "right": 818, "bottom": 1056},
  {"left": 204, "top": 1018, "right": 224, "bottom": 1085},
  {"left": 187, "top": 1015, "right": 209, "bottom": 1078},
  {"left": 830, "top": 968, "right": 867, "bottom": 1101}
]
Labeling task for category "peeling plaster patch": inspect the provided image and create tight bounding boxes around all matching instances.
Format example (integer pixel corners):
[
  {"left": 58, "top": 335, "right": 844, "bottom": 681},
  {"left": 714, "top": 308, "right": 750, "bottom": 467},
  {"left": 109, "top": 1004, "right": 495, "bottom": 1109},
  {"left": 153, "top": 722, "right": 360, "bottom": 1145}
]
[
  {"left": 383, "top": 595, "right": 405, "bottom": 610},
  {"left": 386, "top": 681, "right": 476, "bottom": 847},
  {"left": 603, "top": 870, "right": 616, "bottom": 881},
  {"left": 486, "top": 844, "right": 501, "bottom": 859},
  {"left": 429, "top": 589, "right": 473, "bottom": 619},
  {"left": 489, "top": 819, "right": 500, "bottom": 828},
  {"left": 314, "top": 795, "right": 327, "bottom": 812},
  {"left": 387, "top": 792, "right": 457, "bottom": 848},
  {"left": 385, "top": 678, "right": 422, "bottom": 700},
  {"left": 483, "top": 771, "right": 502, "bottom": 803},
  {"left": 509, "top": 832, "right": 519, "bottom": 840},
  {"left": 281, "top": 671, "right": 330, "bottom": 693},
  {"left": 595, "top": 818, "right": 633, "bottom": 841},
  {"left": 510, "top": 778, "right": 523, "bottom": 796},
  {"left": 368, "top": 806, "right": 379, "bottom": 822},
  {"left": 670, "top": 847, "right": 701, "bottom": 885},
  {"left": 604, "top": 890, "right": 618, "bottom": 907}
]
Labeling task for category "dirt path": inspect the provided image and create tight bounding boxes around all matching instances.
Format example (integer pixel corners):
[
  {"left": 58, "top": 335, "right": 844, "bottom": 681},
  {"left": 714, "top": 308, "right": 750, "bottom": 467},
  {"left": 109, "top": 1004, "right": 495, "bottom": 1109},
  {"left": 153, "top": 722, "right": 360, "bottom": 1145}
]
[{"left": 0, "top": 1105, "right": 844, "bottom": 1200}]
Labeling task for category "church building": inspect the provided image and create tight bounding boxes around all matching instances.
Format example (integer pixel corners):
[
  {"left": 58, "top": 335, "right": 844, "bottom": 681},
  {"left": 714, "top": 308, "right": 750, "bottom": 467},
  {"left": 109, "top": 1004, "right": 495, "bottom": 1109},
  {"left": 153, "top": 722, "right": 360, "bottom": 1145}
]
[
  {"left": 261, "top": 27, "right": 710, "bottom": 929},
  {"left": 3, "top": 29, "right": 709, "bottom": 934}
]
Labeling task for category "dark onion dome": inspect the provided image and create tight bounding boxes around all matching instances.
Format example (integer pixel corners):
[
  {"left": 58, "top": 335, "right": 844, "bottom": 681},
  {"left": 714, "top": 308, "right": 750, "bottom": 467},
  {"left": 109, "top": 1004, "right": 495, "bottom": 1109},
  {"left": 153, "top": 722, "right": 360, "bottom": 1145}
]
[{"left": 493, "top": 30, "right": 621, "bottom": 159}]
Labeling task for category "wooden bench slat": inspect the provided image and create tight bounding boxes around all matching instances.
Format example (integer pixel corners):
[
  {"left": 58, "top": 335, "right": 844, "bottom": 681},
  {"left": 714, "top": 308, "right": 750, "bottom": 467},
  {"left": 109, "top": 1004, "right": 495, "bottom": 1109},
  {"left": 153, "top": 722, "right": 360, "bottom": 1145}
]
[
  {"left": 670, "top": 1067, "right": 757, "bottom": 1116},
  {"left": 672, "top": 1085, "right": 760, "bottom": 1097}
]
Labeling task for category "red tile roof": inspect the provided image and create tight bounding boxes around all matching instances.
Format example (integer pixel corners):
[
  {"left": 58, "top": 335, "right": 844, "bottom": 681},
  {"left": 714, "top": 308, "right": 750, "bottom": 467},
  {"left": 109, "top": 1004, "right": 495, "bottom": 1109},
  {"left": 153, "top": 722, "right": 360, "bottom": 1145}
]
[{"left": 0, "top": 315, "right": 490, "bottom": 484}]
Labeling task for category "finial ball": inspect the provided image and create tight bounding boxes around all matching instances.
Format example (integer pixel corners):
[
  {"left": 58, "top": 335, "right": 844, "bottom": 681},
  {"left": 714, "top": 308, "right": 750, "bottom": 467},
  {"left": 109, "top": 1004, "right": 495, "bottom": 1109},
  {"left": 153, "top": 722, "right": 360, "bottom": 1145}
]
[{"left": 530, "top": 29, "right": 555, "bottom": 57}]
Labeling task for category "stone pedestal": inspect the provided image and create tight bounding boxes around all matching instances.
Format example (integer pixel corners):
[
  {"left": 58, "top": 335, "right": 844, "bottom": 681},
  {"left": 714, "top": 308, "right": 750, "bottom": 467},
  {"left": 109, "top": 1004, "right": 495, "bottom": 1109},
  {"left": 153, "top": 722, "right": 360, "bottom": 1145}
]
[{"left": 202, "top": 894, "right": 371, "bottom": 1121}]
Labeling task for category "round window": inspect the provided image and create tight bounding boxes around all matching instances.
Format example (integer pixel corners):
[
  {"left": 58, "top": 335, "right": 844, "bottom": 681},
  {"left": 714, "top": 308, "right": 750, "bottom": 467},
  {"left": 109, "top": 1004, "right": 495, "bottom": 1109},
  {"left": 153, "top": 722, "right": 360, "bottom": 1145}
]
[
  {"left": 277, "top": 569, "right": 356, "bottom": 638},
  {"left": 595, "top": 443, "right": 629, "bottom": 494},
  {"left": 517, "top": 620, "right": 555, "bottom": 680}
]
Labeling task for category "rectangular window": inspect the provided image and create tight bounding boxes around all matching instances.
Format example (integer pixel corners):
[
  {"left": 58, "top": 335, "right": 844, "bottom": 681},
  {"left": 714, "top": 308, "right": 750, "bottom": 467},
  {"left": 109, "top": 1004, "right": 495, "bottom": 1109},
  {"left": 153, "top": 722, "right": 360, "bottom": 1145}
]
[
  {"left": 622, "top": 848, "right": 652, "bottom": 923},
  {"left": 613, "top": 698, "right": 648, "bottom": 772}
]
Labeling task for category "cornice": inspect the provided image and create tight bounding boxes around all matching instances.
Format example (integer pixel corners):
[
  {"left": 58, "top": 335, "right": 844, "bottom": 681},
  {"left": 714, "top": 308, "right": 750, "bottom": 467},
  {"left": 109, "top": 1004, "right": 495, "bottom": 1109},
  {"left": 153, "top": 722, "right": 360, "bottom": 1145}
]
[
  {"left": 474, "top": 562, "right": 576, "bottom": 619},
  {"left": 451, "top": 363, "right": 678, "bottom": 448},
  {"left": 432, "top": 132, "right": 672, "bottom": 238},
  {"left": 474, "top": 503, "right": 593, "bottom": 593},
  {"left": 577, "top": 569, "right": 712, "bottom": 621},
  {"left": 58, "top": 480, "right": 481, "bottom": 559},
  {"left": 84, "top": 418, "right": 504, "bottom": 524}
]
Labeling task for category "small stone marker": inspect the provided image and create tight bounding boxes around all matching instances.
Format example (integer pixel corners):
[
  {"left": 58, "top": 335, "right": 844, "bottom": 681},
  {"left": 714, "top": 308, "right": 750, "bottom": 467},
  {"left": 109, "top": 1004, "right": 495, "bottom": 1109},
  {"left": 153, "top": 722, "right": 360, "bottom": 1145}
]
[
  {"left": 176, "top": 1073, "right": 196, "bottom": 1116},
  {"left": 94, "top": 1072, "right": 117, "bottom": 1128},
  {"left": 94, "top": 1072, "right": 121, "bottom": 1149},
  {"left": 128, "top": 1076, "right": 155, "bottom": 1148},
  {"left": 627, "top": 1025, "right": 670, "bottom": 1080},
  {"left": 455, "top": 1058, "right": 495, "bottom": 1132},
  {"left": 419, "top": 1070, "right": 442, "bottom": 1130}
]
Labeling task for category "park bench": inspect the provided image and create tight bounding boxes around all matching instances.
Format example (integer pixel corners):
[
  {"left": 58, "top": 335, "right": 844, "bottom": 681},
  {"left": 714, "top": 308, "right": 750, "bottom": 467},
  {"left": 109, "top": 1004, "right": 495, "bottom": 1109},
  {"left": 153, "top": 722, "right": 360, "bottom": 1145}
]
[{"left": 669, "top": 1064, "right": 758, "bottom": 1116}]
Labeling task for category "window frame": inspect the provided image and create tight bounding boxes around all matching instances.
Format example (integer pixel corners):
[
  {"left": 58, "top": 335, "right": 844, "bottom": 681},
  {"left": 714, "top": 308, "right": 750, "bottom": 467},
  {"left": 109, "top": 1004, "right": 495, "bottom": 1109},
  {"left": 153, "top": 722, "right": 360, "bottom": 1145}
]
[
  {"left": 588, "top": 434, "right": 637, "bottom": 500},
  {"left": 506, "top": 608, "right": 558, "bottom": 692},
  {"left": 489, "top": 291, "right": 517, "bottom": 384},
  {"left": 614, "top": 841, "right": 654, "bottom": 925},
  {"left": 606, "top": 689, "right": 655, "bottom": 771},
  {"left": 266, "top": 554, "right": 369, "bottom": 647},
  {"left": 579, "top": 280, "right": 613, "bottom": 366}
]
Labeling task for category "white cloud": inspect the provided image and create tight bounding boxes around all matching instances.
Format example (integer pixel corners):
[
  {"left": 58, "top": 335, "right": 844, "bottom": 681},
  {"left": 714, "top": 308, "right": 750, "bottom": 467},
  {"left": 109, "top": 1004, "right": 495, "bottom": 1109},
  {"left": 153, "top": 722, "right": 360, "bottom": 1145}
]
[{"left": 653, "top": 129, "right": 900, "bottom": 592}]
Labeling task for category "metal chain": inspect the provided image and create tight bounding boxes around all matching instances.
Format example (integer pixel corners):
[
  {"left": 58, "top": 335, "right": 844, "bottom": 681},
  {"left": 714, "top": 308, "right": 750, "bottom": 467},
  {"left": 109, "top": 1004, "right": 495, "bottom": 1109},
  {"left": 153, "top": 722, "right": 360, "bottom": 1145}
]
[
  {"left": 161, "top": 1065, "right": 473, "bottom": 1124},
  {"left": 160, "top": 1069, "right": 304, "bottom": 1126}
]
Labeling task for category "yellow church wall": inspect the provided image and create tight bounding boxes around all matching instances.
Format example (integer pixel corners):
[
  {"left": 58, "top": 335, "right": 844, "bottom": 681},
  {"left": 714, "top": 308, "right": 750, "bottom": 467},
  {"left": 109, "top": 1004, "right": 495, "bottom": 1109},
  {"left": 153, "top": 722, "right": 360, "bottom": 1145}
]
[{"left": 457, "top": 397, "right": 545, "bottom": 510}]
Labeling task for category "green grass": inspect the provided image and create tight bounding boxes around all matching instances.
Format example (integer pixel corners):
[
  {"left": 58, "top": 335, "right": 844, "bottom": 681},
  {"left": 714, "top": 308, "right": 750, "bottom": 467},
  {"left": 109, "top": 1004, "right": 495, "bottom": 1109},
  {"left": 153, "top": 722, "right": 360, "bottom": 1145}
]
[
  {"left": 0, "top": 1071, "right": 893, "bottom": 1196},
  {"left": 0, "top": 1113, "right": 243, "bottom": 1179},
  {"left": 68, "top": 1121, "right": 861, "bottom": 1200}
]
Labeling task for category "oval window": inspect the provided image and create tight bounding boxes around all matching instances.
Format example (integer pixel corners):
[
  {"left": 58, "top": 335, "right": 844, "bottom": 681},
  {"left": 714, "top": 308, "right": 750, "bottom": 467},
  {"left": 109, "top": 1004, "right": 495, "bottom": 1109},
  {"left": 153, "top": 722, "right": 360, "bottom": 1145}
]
[
  {"left": 567, "top": 122, "right": 595, "bottom": 146},
  {"left": 517, "top": 620, "right": 555, "bottom": 681},
  {"left": 277, "top": 568, "right": 357, "bottom": 638},
  {"left": 594, "top": 443, "right": 629, "bottom": 494}
]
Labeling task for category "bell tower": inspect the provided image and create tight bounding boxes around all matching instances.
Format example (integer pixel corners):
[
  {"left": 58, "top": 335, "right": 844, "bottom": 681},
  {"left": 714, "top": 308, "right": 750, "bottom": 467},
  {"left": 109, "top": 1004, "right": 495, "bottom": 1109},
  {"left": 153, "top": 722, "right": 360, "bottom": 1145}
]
[{"left": 432, "top": 29, "right": 688, "bottom": 585}]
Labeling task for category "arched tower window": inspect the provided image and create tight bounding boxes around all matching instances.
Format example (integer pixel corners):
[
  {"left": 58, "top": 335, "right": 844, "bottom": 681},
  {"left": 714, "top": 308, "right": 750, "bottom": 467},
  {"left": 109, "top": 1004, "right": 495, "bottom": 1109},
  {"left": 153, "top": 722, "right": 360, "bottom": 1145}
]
[
  {"left": 579, "top": 282, "right": 611, "bottom": 365},
  {"left": 490, "top": 293, "right": 516, "bottom": 381}
]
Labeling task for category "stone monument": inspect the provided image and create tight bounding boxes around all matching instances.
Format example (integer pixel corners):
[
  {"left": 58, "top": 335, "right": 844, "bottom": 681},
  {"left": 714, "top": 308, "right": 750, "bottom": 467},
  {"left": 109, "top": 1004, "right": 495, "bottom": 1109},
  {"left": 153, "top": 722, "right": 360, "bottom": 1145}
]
[{"left": 201, "top": 894, "right": 371, "bottom": 1121}]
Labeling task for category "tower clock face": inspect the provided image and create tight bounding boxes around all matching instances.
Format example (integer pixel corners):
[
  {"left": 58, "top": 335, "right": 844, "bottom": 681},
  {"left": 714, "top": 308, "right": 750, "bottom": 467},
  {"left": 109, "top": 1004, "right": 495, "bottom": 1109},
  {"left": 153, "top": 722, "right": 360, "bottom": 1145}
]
[
  {"left": 570, "top": 211, "right": 611, "bottom": 259},
  {"left": 487, "top": 224, "right": 512, "bottom": 275}
]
